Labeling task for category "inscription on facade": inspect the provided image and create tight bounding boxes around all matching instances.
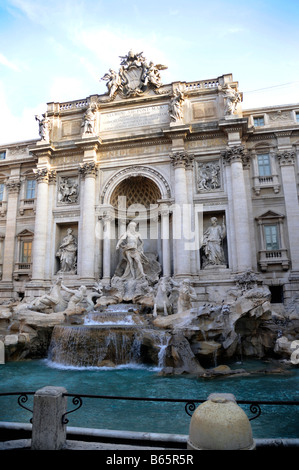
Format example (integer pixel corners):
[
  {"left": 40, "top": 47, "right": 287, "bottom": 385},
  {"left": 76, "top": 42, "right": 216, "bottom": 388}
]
[
  {"left": 193, "top": 101, "right": 216, "bottom": 120},
  {"left": 100, "top": 105, "right": 169, "bottom": 131}
]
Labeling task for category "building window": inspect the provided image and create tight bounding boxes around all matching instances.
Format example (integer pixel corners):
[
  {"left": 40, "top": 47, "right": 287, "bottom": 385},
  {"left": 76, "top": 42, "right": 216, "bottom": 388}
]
[
  {"left": 296, "top": 112, "right": 299, "bottom": 123},
  {"left": 269, "top": 285, "right": 284, "bottom": 304},
  {"left": 0, "top": 183, "right": 4, "bottom": 202},
  {"left": 253, "top": 116, "right": 265, "bottom": 127},
  {"left": 20, "top": 241, "right": 32, "bottom": 263},
  {"left": 264, "top": 224, "right": 279, "bottom": 251},
  {"left": 0, "top": 151, "right": 6, "bottom": 160},
  {"left": 257, "top": 154, "right": 271, "bottom": 176},
  {"left": 26, "top": 179, "right": 36, "bottom": 199}
]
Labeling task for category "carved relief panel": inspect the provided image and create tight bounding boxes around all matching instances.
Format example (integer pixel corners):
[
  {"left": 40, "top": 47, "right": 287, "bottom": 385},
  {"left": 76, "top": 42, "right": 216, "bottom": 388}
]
[
  {"left": 196, "top": 160, "right": 221, "bottom": 193},
  {"left": 57, "top": 176, "right": 79, "bottom": 205}
]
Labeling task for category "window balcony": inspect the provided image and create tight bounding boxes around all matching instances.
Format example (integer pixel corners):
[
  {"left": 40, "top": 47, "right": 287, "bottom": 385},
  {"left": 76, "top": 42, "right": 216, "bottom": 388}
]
[
  {"left": 252, "top": 174, "right": 280, "bottom": 195},
  {"left": 19, "top": 198, "right": 36, "bottom": 215},
  {"left": 13, "top": 262, "right": 32, "bottom": 280},
  {"left": 258, "top": 248, "right": 290, "bottom": 271}
]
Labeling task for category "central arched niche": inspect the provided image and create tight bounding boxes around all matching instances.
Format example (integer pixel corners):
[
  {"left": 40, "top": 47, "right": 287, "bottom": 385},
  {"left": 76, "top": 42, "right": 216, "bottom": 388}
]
[
  {"left": 109, "top": 175, "right": 163, "bottom": 276},
  {"left": 110, "top": 175, "right": 162, "bottom": 208}
]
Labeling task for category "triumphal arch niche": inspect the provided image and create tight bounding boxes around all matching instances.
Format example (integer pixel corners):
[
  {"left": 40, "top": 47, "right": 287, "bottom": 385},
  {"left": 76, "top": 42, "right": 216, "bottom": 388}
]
[{"left": 98, "top": 164, "right": 173, "bottom": 288}]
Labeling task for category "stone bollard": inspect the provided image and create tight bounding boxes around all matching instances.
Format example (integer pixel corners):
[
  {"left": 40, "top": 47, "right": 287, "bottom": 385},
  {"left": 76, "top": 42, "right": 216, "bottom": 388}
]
[
  {"left": 187, "top": 393, "right": 255, "bottom": 450},
  {"left": 0, "top": 340, "right": 4, "bottom": 364},
  {"left": 31, "top": 386, "right": 67, "bottom": 450}
]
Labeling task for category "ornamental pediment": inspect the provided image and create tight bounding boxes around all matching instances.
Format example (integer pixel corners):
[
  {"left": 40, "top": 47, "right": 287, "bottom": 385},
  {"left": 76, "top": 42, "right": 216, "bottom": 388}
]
[
  {"left": 256, "top": 210, "right": 285, "bottom": 220},
  {"left": 17, "top": 229, "right": 34, "bottom": 238}
]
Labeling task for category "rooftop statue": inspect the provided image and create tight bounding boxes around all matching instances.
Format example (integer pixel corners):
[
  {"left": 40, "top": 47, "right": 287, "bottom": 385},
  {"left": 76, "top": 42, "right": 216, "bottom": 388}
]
[
  {"left": 35, "top": 112, "right": 50, "bottom": 142},
  {"left": 81, "top": 103, "right": 97, "bottom": 136},
  {"left": 100, "top": 50, "right": 167, "bottom": 100},
  {"left": 219, "top": 83, "right": 242, "bottom": 115},
  {"left": 169, "top": 87, "right": 185, "bottom": 122}
]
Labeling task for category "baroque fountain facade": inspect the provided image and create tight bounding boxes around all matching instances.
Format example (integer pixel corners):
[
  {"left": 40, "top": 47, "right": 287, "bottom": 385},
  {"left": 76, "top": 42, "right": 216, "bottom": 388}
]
[{"left": 0, "top": 50, "right": 299, "bottom": 372}]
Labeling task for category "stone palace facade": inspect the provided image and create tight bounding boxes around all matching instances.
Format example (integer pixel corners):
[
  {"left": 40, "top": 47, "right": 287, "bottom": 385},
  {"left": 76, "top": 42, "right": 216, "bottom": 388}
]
[{"left": 0, "top": 50, "right": 299, "bottom": 306}]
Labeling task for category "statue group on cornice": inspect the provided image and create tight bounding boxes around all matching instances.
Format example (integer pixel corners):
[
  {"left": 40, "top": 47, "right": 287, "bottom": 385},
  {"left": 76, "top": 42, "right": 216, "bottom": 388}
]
[
  {"left": 100, "top": 50, "right": 168, "bottom": 100},
  {"left": 34, "top": 51, "right": 245, "bottom": 144}
]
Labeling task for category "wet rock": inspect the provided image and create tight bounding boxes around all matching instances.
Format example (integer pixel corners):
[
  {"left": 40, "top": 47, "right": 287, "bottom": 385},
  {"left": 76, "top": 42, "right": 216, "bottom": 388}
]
[{"left": 162, "top": 332, "right": 205, "bottom": 375}]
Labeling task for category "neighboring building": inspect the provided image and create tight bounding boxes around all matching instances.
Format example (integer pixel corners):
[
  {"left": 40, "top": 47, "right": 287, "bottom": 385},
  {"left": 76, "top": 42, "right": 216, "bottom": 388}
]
[{"left": 0, "top": 50, "right": 298, "bottom": 306}]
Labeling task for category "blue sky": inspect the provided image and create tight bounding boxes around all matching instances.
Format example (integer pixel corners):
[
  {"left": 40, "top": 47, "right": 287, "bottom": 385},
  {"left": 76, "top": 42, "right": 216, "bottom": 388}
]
[{"left": 0, "top": 0, "right": 299, "bottom": 144}]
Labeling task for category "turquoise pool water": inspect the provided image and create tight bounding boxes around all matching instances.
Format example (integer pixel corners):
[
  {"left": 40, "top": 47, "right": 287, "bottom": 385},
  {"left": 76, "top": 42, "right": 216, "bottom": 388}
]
[{"left": 0, "top": 359, "right": 298, "bottom": 439}]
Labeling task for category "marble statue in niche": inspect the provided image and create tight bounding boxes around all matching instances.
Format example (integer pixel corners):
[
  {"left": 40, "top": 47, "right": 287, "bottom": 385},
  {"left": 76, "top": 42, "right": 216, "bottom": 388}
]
[
  {"left": 56, "top": 228, "right": 77, "bottom": 274},
  {"left": 58, "top": 177, "right": 79, "bottom": 204},
  {"left": 197, "top": 161, "right": 221, "bottom": 192},
  {"left": 201, "top": 217, "right": 226, "bottom": 268}
]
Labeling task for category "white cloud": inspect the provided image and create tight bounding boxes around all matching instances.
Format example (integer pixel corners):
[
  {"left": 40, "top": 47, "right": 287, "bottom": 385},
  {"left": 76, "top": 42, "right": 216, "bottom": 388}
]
[
  {"left": 0, "top": 81, "right": 40, "bottom": 144},
  {"left": 8, "top": 0, "right": 76, "bottom": 26},
  {"left": 73, "top": 27, "right": 167, "bottom": 65},
  {"left": 0, "top": 52, "right": 19, "bottom": 71},
  {"left": 49, "top": 76, "right": 87, "bottom": 103}
]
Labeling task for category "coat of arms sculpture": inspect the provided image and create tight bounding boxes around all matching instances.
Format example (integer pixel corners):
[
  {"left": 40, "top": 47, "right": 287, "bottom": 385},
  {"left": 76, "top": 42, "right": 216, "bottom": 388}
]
[{"left": 100, "top": 50, "right": 167, "bottom": 101}]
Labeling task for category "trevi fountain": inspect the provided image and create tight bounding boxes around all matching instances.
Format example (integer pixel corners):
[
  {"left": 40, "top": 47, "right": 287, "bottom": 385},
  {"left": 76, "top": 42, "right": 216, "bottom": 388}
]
[{"left": 1, "top": 219, "right": 298, "bottom": 376}]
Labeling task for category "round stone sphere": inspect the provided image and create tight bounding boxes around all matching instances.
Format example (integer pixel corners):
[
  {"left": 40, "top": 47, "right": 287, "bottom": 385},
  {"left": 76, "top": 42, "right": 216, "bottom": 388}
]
[{"left": 187, "top": 393, "right": 255, "bottom": 450}]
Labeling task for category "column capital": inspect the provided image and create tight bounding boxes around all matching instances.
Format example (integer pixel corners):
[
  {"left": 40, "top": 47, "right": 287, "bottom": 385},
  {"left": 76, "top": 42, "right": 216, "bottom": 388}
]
[
  {"left": 221, "top": 145, "right": 249, "bottom": 166},
  {"left": 159, "top": 202, "right": 173, "bottom": 217},
  {"left": 276, "top": 150, "right": 296, "bottom": 166},
  {"left": 34, "top": 167, "right": 56, "bottom": 183},
  {"left": 79, "top": 161, "right": 98, "bottom": 177},
  {"left": 6, "top": 178, "right": 21, "bottom": 194},
  {"left": 170, "top": 151, "right": 194, "bottom": 169}
]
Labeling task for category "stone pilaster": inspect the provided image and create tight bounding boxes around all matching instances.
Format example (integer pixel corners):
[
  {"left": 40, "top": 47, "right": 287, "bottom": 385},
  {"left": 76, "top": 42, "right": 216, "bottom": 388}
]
[
  {"left": 160, "top": 205, "right": 171, "bottom": 277},
  {"left": 185, "top": 156, "right": 198, "bottom": 274},
  {"left": 101, "top": 211, "right": 113, "bottom": 283},
  {"left": 79, "top": 161, "right": 98, "bottom": 281},
  {"left": 2, "top": 178, "right": 21, "bottom": 282},
  {"left": 277, "top": 150, "right": 299, "bottom": 275},
  {"left": 170, "top": 151, "right": 193, "bottom": 277},
  {"left": 44, "top": 171, "right": 56, "bottom": 280},
  {"left": 222, "top": 145, "right": 252, "bottom": 272},
  {"left": 31, "top": 168, "right": 55, "bottom": 282}
]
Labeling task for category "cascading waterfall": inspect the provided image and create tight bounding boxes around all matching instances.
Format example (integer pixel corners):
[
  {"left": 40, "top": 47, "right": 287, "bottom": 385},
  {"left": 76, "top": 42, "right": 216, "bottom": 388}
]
[
  {"left": 47, "top": 304, "right": 170, "bottom": 369},
  {"left": 157, "top": 333, "right": 170, "bottom": 369},
  {"left": 48, "top": 324, "right": 144, "bottom": 368}
]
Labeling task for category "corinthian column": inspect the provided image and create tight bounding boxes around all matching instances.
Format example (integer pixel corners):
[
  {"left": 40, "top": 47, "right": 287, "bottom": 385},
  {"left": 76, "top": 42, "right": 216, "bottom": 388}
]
[
  {"left": 79, "top": 161, "right": 97, "bottom": 281},
  {"left": 102, "top": 211, "right": 113, "bottom": 282},
  {"left": 2, "top": 178, "right": 21, "bottom": 282},
  {"left": 277, "top": 150, "right": 299, "bottom": 273},
  {"left": 222, "top": 145, "right": 252, "bottom": 272},
  {"left": 160, "top": 205, "right": 171, "bottom": 277},
  {"left": 170, "top": 151, "right": 193, "bottom": 277},
  {"left": 31, "top": 168, "right": 54, "bottom": 281}
]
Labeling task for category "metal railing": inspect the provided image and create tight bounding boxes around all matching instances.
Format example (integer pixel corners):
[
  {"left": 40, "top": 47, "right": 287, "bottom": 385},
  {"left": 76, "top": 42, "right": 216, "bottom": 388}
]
[{"left": 1, "top": 391, "right": 298, "bottom": 427}]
